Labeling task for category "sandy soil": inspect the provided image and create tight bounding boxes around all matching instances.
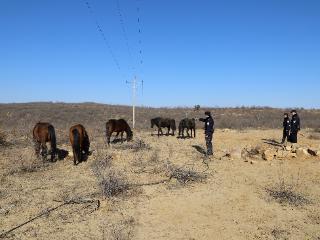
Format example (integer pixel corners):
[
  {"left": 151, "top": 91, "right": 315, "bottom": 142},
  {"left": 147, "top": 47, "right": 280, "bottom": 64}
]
[{"left": 1, "top": 129, "right": 320, "bottom": 240}]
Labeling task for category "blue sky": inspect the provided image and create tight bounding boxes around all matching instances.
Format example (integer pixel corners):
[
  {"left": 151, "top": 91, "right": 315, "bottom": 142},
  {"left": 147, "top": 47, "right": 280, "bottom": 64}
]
[{"left": 1, "top": 0, "right": 319, "bottom": 108}]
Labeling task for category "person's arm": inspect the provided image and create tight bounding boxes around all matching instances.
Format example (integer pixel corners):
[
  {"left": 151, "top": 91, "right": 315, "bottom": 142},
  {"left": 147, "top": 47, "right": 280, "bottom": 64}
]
[
  {"left": 199, "top": 118, "right": 205, "bottom": 122},
  {"left": 297, "top": 117, "right": 301, "bottom": 131}
]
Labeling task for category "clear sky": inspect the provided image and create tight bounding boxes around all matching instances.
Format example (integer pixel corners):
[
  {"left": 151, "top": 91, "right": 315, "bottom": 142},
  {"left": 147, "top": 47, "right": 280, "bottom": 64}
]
[{"left": 1, "top": 0, "right": 319, "bottom": 108}]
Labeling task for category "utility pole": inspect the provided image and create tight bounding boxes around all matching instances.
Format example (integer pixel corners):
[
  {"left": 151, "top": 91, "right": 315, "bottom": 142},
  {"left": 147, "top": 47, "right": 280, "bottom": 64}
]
[
  {"left": 132, "top": 76, "right": 136, "bottom": 129},
  {"left": 127, "top": 76, "right": 142, "bottom": 129}
]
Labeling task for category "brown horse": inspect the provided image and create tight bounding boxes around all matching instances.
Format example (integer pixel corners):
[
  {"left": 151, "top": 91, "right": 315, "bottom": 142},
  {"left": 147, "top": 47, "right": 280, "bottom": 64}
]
[
  {"left": 106, "top": 119, "right": 133, "bottom": 145},
  {"left": 69, "top": 124, "right": 90, "bottom": 165},
  {"left": 33, "top": 122, "right": 57, "bottom": 161}
]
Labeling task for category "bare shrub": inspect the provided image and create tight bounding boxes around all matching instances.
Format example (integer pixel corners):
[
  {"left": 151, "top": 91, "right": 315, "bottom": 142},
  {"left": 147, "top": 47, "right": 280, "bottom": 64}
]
[
  {"left": 91, "top": 156, "right": 131, "bottom": 199},
  {"left": 100, "top": 171, "right": 130, "bottom": 198},
  {"left": 0, "top": 131, "right": 9, "bottom": 147},
  {"left": 167, "top": 164, "right": 207, "bottom": 185},
  {"left": 103, "top": 217, "right": 135, "bottom": 240},
  {"left": 114, "top": 139, "right": 151, "bottom": 152},
  {"left": 7, "top": 154, "right": 50, "bottom": 175},
  {"left": 266, "top": 168, "right": 311, "bottom": 206}
]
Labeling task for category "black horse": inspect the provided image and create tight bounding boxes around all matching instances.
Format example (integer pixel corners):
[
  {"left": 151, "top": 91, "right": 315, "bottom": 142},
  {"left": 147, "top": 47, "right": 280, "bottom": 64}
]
[
  {"left": 178, "top": 118, "right": 196, "bottom": 138},
  {"left": 151, "top": 117, "right": 176, "bottom": 137}
]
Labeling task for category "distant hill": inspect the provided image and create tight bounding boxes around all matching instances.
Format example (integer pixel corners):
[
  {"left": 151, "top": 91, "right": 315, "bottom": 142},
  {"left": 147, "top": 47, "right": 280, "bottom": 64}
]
[{"left": 0, "top": 102, "right": 319, "bottom": 131}]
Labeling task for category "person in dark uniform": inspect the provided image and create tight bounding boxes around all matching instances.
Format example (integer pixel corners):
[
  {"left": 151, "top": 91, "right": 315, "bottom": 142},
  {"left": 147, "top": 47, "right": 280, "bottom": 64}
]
[
  {"left": 281, "top": 113, "right": 291, "bottom": 145},
  {"left": 289, "top": 110, "right": 301, "bottom": 144},
  {"left": 199, "top": 111, "right": 214, "bottom": 155}
]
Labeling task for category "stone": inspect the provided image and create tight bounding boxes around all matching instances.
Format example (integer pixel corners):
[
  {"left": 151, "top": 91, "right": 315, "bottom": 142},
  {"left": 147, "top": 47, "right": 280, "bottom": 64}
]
[
  {"left": 296, "top": 148, "right": 310, "bottom": 158},
  {"left": 262, "top": 149, "right": 276, "bottom": 161},
  {"left": 307, "top": 148, "right": 317, "bottom": 156},
  {"left": 229, "top": 148, "right": 242, "bottom": 159}
]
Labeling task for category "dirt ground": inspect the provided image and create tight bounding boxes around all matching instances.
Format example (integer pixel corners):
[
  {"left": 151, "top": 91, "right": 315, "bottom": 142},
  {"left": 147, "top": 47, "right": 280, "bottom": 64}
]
[{"left": 1, "top": 129, "right": 320, "bottom": 240}]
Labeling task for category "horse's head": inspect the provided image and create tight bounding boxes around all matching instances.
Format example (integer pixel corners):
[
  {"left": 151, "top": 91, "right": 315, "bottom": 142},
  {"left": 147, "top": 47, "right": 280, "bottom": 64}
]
[{"left": 127, "top": 129, "right": 133, "bottom": 141}]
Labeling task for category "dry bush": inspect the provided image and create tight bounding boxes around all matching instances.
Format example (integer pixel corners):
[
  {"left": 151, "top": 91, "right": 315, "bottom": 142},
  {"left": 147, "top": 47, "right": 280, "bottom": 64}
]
[
  {"left": 7, "top": 153, "right": 50, "bottom": 176},
  {"left": 114, "top": 139, "right": 151, "bottom": 152},
  {"left": 91, "top": 155, "right": 131, "bottom": 199},
  {"left": 167, "top": 164, "right": 207, "bottom": 185},
  {"left": 99, "top": 171, "right": 130, "bottom": 198},
  {"left": 266, "top": 168, "right": 311, "bottom": 206},
  {"left": 102, "top": 217, "right": 135, "bottom": 240},
  {"left": 0, "top": 131, "right": 9, "bottom": 147}
]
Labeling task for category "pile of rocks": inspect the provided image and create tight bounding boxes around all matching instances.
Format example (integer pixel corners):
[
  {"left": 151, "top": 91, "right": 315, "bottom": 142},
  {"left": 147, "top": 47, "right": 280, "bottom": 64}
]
[{"left": 223, "top": 145, "right": 319, "bottom": 162}]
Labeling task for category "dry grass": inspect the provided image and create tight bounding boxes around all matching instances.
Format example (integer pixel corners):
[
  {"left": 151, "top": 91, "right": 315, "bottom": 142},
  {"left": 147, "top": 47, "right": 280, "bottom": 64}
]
[
  {"left": 266, "top": 167, "right": 311, "bottom": 206},
  {"left": 1, "top": 103, "right": 320, "bottom": 239},
  {"left": 1, "top": 103, "right": 320, "bottom": 131}
]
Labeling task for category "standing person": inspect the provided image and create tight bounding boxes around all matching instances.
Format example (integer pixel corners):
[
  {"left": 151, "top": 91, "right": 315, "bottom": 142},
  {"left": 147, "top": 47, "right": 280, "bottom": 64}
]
[
  {"left": 199, "top": 111, "right": 215, "bottom": 155},
  {"left": 281, "top": 113, "right": 291, "bottom": 145},
  {"left": 289, "top": 110, "right": 301, "bottom": 144}
]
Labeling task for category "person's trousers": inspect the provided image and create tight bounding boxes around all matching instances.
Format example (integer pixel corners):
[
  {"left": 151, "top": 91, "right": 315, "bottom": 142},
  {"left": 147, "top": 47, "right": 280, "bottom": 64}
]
[
  {"left": 289, "top": 131, "right": 298, "bottom": 143},
  {"left": 205, "top": 133, "right": 213, "bottom": 155},
  {"left": 281, "top": 130, "right": 290, "bottom": 144}
]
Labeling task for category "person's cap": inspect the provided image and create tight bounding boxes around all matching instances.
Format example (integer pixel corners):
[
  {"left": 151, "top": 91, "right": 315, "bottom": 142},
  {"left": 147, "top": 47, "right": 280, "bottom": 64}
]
[
  {"left": 291, "top": 110, "right": 297, "bottom": 113},
  {"left": 205, "top": 111, "right": 211, "bottom": 116}
]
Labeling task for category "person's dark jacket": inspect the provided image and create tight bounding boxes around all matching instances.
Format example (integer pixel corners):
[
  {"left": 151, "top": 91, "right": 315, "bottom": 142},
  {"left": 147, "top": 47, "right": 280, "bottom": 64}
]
[
  {"left": 291, "top": 114, "right": 301, "bottom": 133},
  {"left": 199, "top": 116, "right": 214, "bottom": 134},
  {"left": 283, "top": 117, "right": 291, "bottom": 132}
]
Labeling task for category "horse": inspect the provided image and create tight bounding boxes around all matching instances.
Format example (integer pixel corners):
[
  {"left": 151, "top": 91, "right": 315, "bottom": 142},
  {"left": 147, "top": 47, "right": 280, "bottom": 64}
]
[
  {"left": 33, "top": 122, "right": 57, "bottom": 161},
  {"left": 178, "top": 118, "right": 196, "bottom": 138},
  {"left": 69, "top": 124, "right": 90, "bottom": 165},
  {"left": 106, "top": 119, "right": 133, "bottom": 145},
  {"left": 151, "top": 117, "right": 176, "bottom": 137}
]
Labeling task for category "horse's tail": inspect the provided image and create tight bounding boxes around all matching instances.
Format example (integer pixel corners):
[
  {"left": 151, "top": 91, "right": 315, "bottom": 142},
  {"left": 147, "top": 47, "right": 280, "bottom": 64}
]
[
  {"left": 72, "top": 129, "right": 81, "bottom": 164},
  {"left": 48, "top": 125, "right": 57, "bottom": 159}
]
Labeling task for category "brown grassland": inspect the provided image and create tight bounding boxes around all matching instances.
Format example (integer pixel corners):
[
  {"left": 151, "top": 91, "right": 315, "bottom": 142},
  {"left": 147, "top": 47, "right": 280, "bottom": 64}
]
[{"left": 0, "top": 103, "right": 320, "bottom": 240}]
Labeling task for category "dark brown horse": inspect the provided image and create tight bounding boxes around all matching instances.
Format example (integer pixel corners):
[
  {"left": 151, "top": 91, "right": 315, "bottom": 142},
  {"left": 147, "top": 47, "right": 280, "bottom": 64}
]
[
  {"left": 106, "top": 119, "right": 133, "bottom": 145},
  {"left": 178, "top": 118, "right": 196, "bottom": 138},
  {"left": 151, "top": 117, "right": 176, "bottom": 137},
  {"left": 69, "top": 124, "right": 90, "bottom": 165},
  {"left": 33, "top": 122, "right": 57, "bottom": 161}
]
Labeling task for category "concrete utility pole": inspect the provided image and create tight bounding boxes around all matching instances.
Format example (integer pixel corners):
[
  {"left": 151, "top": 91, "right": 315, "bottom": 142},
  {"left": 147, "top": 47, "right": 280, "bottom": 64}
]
[{"left": 127, "top": 76, "right": 140, "bottom": 129}]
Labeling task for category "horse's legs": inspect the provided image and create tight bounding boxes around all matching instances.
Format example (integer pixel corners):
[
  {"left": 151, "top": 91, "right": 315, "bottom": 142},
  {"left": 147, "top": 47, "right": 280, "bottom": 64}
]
[
  {"left": 34, "top": 140, "right": 41, "bottom": 157},
  {"left": 187, "top": 128, "right": 190, "bottom": 138},
  {"left": 167, "top": 127, "right": 170, "bottom": 136},
  {"left": 41, "top": 143, "right": 48, "bottom": 161},
  {"left": 121, "top": 131, "right": 124, "bottom": 143}
]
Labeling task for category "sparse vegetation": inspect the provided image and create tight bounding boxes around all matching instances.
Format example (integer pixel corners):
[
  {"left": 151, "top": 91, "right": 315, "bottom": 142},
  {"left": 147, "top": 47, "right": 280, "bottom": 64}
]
[
  {"left": 167, "top": 164, "right": 207, "bottom": 185},
  {"left": 1, "top": 103, "right": 320, "bottom": 130},
  {"left": 0, "top": 131, "right": 9, "bottom": 147},
  {"left": 266, "top": 168, "right": 311, "bottom": 206},
  {"left": 99, "top": 171, "right": 130, "bottom": 198}
]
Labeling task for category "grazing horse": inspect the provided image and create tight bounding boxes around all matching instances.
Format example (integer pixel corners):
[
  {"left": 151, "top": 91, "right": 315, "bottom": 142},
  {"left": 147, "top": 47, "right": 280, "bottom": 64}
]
[
  {"left": 178, "top": 118, "right": 196, "bottom": 138},
  {"left": 69, "top": 124, "right": 90, "bottom": 165},
  {"left": 106, "top": 119, "right": 133, "bottom": 145},
  {"left": 151, "top": 117, "right": 176, "bottom": 137},
  {"left": 33, "top": 122, "right": 57, "bottom": 161}
]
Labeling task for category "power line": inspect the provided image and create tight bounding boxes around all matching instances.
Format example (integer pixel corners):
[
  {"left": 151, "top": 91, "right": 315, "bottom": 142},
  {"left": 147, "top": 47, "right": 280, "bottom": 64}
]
[
  {"left": 83, "top": 1, "right": 126, "bottom": 80},
  {"left": 136, "top": 0, "right": 144, "bottom": 69},
  {"left": 116, "top": 0, "right": 136, "bottom": 76}
]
